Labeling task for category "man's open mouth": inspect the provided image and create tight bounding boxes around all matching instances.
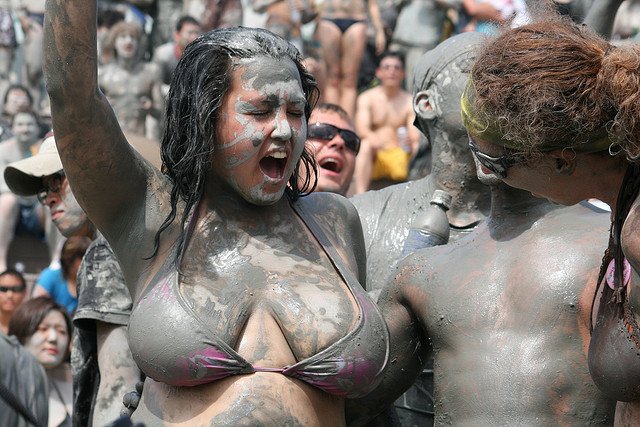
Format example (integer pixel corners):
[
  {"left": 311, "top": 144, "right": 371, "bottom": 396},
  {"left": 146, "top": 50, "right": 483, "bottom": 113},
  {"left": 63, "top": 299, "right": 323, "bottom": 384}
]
[{"left": 319, "top": 157, "right": 343, "bottom": 174}]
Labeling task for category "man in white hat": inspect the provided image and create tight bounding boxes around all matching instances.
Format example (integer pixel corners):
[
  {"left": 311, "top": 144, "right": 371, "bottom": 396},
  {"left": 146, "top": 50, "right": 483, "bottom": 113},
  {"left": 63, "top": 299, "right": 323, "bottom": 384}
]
[{"left": 5, "top": 134, "right": 160, "bottom": 426}]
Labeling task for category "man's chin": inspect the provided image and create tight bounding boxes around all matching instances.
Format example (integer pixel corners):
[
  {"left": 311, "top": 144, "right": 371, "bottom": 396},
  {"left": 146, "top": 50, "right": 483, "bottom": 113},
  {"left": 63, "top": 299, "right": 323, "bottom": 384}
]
[{"left": 316, "top": 176, "right": 346, "bottom": 195}]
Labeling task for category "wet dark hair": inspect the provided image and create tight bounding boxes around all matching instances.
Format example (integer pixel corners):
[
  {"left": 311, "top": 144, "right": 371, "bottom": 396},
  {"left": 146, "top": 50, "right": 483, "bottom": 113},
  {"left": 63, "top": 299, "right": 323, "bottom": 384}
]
[
  {"left": 0, "top": 269, "right": 26, "bottom": 288},
  {"left": 176, "top": 16, "right": 200, "bottom": 32},
  {"left": 377, "top": 51, "right": 405, "bottom": 69},
  {"left": 312, "top": 102, "right": 353, "bottom": 126},
  {"left": 152, "top": 27, "right": 319, "bottom": 258},
  {"left": 8, "top": 296, "right": 72, "bottom": 347},
  {"left": 3, "top": 83, "right": 33, "bottom": 108},
  {"left": 60, "top": 236, "right": 92, "bottom": 281}
]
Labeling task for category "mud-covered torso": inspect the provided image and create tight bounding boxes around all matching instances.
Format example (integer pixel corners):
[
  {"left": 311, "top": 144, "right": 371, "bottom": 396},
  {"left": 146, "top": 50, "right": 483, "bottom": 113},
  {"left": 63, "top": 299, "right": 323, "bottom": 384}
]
[
  {"left": 412, "top": 204, "right": 615, "bottom": 425},
  {"left": 178, "top": 211, "right": 359, "bottom": 360},
  {"left": 98, "top": 61, "right": 159, "bottom": 135},
  {"left": 128, "top": 195, "right": 388, "bottom": 409}
]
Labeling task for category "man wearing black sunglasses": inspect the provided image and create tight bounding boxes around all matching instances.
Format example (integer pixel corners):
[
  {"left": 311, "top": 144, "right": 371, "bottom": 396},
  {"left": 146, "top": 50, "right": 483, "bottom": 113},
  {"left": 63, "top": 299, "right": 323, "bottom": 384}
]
[
  {"left": 4, "top": 134, "right": 160, "bottom": 426},
  {"left": 306, "top": 103, "right": 360, "bottom": 196}
]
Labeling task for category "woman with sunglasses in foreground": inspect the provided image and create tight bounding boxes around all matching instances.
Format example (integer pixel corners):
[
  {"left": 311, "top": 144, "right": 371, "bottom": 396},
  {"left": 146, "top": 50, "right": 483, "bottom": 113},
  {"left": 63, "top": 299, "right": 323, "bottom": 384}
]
[
  {"left": 462, "top": 16, "right": 640, "bottom": 424},
  {"left": 43, "top": 0, "right": 389, "bottom": 423}
]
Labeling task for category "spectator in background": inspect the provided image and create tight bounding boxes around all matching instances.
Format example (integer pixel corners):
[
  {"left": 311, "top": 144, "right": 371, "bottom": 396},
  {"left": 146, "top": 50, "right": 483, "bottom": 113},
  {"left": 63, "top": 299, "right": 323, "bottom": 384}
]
[
  {"left": 0, "top": 269, "right": 27, "bottom": 334},
  {"left": 33, "top": 236, "right": 91, "bottom": 315},
  {"left": 306, "top": 103, "right": 359, "bottom": 195},
  {"left": 0, "top": 84, "right": 34, "bottom": 142},
  {"left": 184, "top": 0, "right": 243, "bottom": 32},
  {"left": 10, "top": 297, "right": 73, "bottom": 427},
  {"left": 0, "top": 329, "right": 49, "bottom": 427},
  {"left": 0, "top": 4, "right": 16, "bottom": 114},
  {"left": 315, "top": 0, "right": 386, "bottom": 116},
  {"left": 99, "top": 21, "right": 163, "bottom": 141},
  {"left": 153, "top": 16, "right": 201, "bottom": 95},
  {"left": 97, "top": 8, "right": 125, "bottom": 64},
  {"left": 0, "top": 110, "right": 43, "bottom": 272},
  {"left": 5, "top": 133, "right": 157, "bottom": 426},
  {"left": 353, "top": 51, "right": 419, "bottom": 193},
  {"left": 390, "top": 0, "right": 454, "bottom": 93}
]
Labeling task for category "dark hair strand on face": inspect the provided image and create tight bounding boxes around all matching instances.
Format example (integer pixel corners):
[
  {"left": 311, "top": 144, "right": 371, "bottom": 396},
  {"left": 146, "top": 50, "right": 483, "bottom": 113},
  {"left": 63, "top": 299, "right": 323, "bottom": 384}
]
[{"left": 147, "top": 27, "right": 319, "bottom": 260}]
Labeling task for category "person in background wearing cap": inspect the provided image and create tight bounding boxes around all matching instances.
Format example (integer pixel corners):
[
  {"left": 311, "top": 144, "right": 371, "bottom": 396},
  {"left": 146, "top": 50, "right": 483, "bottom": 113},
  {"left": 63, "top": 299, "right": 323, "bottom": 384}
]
[
  {"left": 4, "top": 134, "right": 160, "bottom": 426},
  {"left": 0, "top": 110, "right": 45, "bottom": 272}
]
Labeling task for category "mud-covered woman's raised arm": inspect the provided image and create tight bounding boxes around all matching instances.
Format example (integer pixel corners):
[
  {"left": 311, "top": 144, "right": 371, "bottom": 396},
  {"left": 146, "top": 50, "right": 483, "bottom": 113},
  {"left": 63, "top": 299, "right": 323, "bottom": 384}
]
[{"left": 43, "top": 0, "right": 167, "bottom": 275}]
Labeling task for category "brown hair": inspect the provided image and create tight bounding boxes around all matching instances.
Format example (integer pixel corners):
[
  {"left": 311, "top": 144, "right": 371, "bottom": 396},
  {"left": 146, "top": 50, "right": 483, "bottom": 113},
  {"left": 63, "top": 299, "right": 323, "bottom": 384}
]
[
  {"left": 60, "top": 236, "right": 91, "bottom": 281},
  {"left": 470, "top": 18, "right": 640, "bottom": 160},
  {"left": 103, "top": 21, "right": 144, "bottom": 59},
  {"left": 8, "top": 296, "right": 72, "bottom": 346},
  {"left": 312, "top": 103, "right": 353, "bottom": 126}
]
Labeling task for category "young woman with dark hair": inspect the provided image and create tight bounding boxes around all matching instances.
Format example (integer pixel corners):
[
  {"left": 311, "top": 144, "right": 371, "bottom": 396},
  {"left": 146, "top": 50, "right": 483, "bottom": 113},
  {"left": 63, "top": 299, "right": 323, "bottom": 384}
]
[
  {"left": 9, "top": 297, "right": 73, "bottom": 427},
  {"left": 43, "top": 0, "right": 388, "bottom": 422}
]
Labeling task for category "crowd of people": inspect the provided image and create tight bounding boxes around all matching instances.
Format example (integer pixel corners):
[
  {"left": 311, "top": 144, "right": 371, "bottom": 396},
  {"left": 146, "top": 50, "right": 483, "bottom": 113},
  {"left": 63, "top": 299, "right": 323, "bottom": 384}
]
[{"left": 0, "top": 0, "right": 640, "bottom": 426}]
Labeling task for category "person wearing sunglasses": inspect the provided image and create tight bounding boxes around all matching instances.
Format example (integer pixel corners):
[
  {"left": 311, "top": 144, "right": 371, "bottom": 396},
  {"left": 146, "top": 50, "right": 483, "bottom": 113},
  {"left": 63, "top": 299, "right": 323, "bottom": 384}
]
[
  {"left": 349, "top": 28, "right": 618, "bottom": 425},
  {"left": 0, "top": 269, "right": 27, "bottom": 335},
  {"left": 306, "top": 103, "right": 360, "bottom": 196},
  {"left": 4, "top": 134, "right": 156, "bottom": 426}
]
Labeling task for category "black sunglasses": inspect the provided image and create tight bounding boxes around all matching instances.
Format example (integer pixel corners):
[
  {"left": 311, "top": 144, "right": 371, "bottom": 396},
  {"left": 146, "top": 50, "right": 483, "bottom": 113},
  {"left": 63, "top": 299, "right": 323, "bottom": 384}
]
[
  {"left": 0, "top": 284, "right": 26, "bottom": 293},
  {"left": 467, "top": 136, "right": 522, "bottom": 179},
  {"left": 308, "top": 122, "right": 361, "bottom": 154},
  {"left": 37, "top": 171, "right": 65, "bottom": 204}
]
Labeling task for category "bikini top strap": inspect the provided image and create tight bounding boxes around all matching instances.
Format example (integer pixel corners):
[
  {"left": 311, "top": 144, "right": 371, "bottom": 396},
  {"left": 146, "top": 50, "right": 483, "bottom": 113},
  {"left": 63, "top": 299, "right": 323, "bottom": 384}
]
[
  {"left": 289, "top": 197, "right": 360, "bottom": 292},
  {"left": 177, "top": 198, "right": 204, "bottom": 266}
]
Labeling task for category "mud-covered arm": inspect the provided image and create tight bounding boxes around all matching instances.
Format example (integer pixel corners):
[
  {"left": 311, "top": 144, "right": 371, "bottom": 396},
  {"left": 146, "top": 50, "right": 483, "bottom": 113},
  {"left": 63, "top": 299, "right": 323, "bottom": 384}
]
[
  {"left": 43, "top": 0, "right": 161, "bottom": 270},
  {"left": 583, "top": 0, "right": 625, "bottom": 39},
  {"left": 94, "top": 323, "right": 141, "bottom": 426},
  {"left": 346, "top": 258, "right": 429, "bottom": 425}
]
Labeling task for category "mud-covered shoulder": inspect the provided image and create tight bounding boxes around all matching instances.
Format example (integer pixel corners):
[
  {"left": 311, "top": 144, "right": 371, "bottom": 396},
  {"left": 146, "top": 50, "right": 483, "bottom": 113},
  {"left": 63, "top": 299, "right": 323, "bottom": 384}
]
[{"left": 296, "top": 192, "right": 368, "bottom": 286}]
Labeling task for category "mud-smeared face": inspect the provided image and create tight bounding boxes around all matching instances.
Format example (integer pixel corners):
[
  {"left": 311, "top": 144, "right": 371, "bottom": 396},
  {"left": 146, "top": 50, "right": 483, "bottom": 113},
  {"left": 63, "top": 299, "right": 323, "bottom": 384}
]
[
  {"left": 42, "top": 175, "right": 89, "bottom": 237},
  {"left": 25, "top": 310, "right": 69, "bottom": 369},
  {"left": 115, "top": 31, "right": 139, "bottom": 59},
  {"left": 214, "top": 57, "right": 307, "bottom": 205},
  {"left": 470, "top": 135, "right": 580, "bottom": 204},
  {"left": 176, "top": 22, "right": 201, "bottom": 49}
]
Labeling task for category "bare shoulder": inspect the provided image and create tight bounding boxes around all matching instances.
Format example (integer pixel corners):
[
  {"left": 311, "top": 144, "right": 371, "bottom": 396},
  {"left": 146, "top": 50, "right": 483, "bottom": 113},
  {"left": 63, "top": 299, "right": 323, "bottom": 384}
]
[{"left": 298, "top": 191, "right": 360, "bottom": 228}]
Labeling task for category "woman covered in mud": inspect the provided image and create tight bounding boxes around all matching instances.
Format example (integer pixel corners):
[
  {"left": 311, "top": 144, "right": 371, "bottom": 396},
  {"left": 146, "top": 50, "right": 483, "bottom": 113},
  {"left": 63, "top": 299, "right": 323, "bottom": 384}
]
[
  {"left": 42, "top": 0, "right": 388, "bottom": 423},
  {"left": 462, "top": 17, "right": 640, "bottom": 425}
]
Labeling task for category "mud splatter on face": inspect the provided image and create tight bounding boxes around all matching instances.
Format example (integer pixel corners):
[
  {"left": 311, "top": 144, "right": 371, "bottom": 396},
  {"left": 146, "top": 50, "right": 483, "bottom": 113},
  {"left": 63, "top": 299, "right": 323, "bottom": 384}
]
[{"left": 213, "top": 56, "right": 307, "bottom": 205}]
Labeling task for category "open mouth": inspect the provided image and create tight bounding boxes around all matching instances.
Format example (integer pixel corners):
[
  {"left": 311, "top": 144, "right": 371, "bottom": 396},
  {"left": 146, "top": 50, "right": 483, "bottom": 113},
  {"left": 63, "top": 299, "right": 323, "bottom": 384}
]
[
  {"left": 319, "top": 157, "right": 343, "bottom": 174},
  {"left": 259, "top": 151, "right": 287, "bottom": 180}
]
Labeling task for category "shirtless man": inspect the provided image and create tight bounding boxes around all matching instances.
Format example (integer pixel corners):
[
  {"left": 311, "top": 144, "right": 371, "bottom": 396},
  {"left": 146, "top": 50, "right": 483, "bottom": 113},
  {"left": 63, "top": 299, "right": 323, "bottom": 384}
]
[
  {"left": 348, "top": 31, "right": 617, "bottom": 426},
  {"left": 99, "top": 22, "right": 163, "bottom": 141},
  {"left": 152, "top": 16, "right": 202, "bottom": 96},
  {"left": 352, "top": 51, "right": 420, "bottom": 193}
]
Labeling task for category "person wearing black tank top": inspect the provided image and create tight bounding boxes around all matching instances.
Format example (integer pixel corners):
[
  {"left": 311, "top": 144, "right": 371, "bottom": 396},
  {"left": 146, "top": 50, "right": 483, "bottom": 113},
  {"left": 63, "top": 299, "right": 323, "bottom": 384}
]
[{"left": 42, "top": 1, "right": 389, "bottom": 423}]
